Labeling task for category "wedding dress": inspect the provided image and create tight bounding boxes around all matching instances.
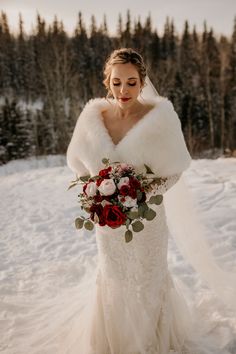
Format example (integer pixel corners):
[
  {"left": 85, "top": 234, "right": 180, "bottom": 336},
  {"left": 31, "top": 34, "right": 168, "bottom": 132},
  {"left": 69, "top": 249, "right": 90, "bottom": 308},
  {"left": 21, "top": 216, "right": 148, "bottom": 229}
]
[
  {"left": 10, "top": 79, "right": 235, "bottom": 354},
  {"left": 62, "top": 83, "right": 236, "bottom": 354}
]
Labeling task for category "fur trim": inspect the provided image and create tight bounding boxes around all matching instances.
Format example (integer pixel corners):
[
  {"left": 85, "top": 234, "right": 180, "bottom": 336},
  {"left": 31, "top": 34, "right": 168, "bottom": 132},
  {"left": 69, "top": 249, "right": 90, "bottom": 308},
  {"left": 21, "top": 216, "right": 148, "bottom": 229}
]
[{"left": 66, "top": 97, "right": 192, "bottom": 177}]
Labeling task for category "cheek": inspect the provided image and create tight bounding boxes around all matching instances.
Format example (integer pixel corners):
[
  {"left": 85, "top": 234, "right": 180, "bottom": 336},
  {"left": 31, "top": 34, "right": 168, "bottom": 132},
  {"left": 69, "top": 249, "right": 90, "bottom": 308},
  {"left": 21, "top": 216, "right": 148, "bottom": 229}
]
[
  {"left": 130, "top": 86, "right": 141, "bottom": 96},
  {"left": 110, "top": 87, "right": 118, "bottom": 97}
]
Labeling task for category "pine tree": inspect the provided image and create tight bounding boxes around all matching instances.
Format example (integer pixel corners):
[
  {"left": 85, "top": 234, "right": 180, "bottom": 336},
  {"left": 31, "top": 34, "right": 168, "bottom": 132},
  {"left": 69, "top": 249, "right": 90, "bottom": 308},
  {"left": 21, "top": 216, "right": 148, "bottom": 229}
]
[
  {"left": 179, "top": 21, "right": 204, "bottom": 154},
  {"left": 120, "top": 9, "right": 132, "bottom": 48},
  {"left": 0, "top": 12, "right": 16, "bottom": 93},
  {"left": 222, "top": 17, "right": 236, "bottom": 152},
  {"left": 201, "top": 25, "right": 222, "bottom": 151}
]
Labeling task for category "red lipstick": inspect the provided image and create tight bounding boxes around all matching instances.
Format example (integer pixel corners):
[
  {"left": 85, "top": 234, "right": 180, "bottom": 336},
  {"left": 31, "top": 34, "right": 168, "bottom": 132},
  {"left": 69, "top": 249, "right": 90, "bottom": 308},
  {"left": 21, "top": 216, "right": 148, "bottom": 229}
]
[{"left": 120, "top": 97, "right": 131, "bottom": 102}]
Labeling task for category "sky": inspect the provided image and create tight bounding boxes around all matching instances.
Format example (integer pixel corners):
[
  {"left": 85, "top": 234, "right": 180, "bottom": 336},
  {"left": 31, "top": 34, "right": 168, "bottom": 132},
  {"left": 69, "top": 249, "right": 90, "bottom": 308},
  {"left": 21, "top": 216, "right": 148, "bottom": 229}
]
[{"left": 0, "top": 0, "right": 235, "bottom": 37}]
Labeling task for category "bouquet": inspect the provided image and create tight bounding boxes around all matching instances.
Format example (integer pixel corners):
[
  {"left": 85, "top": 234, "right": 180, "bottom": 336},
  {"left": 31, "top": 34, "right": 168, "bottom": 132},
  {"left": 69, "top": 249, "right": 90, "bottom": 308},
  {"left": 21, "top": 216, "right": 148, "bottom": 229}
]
[{"left": 68, "top": 158, "right": 166, "bottom": 242}]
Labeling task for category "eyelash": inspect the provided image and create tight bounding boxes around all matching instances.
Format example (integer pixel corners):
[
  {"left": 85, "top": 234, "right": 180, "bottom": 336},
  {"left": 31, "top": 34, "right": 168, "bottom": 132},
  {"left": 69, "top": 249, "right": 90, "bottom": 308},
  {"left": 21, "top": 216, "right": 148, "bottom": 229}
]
[{"left": 113, "top": 83, "right": 136, "bottom": 86}]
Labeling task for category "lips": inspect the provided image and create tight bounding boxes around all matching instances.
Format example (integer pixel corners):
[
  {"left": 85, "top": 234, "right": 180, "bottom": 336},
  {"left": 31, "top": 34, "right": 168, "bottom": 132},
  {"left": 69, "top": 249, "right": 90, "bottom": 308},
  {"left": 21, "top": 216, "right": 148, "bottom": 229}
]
[{"left": 119, "top": 97, "right": 131, "bottom": 102}]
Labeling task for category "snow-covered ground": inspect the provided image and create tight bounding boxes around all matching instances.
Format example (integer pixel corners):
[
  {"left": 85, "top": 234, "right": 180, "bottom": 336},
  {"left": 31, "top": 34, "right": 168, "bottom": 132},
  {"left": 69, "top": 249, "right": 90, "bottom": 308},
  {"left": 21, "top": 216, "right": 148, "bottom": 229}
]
[{"left": 0, "top": 156, "right": 236, "bottom": 353}]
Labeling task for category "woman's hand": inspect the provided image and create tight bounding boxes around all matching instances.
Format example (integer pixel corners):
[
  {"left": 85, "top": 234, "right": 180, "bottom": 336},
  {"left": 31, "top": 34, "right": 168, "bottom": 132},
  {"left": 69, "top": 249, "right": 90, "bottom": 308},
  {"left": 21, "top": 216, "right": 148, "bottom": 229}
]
[{"left": 145, "top": 177, "right": 167, "bottom": 193}]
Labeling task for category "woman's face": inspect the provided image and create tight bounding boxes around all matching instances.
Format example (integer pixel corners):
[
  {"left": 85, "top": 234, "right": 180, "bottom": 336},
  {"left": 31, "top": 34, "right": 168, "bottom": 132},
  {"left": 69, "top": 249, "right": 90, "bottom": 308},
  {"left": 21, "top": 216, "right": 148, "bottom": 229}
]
[{"left": 109, "top": 63, "right": 143, "bottom": 108}]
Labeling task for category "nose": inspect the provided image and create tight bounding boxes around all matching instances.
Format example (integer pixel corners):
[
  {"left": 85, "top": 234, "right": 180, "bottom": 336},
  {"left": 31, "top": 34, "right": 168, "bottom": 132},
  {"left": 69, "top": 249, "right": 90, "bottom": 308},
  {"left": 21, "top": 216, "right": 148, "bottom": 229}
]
[{"left": 120, "top": 84, "right": 128, "bottom": 94}]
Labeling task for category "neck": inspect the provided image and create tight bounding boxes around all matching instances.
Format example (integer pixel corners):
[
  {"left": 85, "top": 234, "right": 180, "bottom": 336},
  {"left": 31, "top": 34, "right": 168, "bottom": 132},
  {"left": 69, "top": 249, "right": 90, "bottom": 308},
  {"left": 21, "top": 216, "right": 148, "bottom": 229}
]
[{"left": 113, "top": 99, "right": 144, "bottom": 120}]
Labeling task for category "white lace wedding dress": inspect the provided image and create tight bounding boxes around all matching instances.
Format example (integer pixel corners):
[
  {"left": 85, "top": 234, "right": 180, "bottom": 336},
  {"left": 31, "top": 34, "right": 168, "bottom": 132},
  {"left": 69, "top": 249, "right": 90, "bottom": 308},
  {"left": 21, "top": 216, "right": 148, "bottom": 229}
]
[
  {"left": 56, "top": 174, "right": 233, "bottom": 354},
  {"left": 14, "top": 97, "right": 234, "bottom": 354},
  {"left": 57, "top": 95, "right": 236, "bottom": 354}
]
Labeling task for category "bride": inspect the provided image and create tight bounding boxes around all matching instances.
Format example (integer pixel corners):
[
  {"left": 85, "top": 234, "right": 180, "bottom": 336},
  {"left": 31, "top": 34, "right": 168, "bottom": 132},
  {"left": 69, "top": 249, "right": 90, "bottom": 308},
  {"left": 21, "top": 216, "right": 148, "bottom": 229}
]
[{"left": 63, "top": 48, "right": 236, "bottom": 354}]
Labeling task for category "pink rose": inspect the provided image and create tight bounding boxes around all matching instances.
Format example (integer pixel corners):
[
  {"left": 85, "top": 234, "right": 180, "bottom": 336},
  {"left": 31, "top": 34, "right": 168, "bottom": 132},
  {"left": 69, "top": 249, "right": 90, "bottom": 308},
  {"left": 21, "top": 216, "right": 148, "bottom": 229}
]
[
  {"left": 85, "top": 181, "right": 98, "bottom": 197},
  {"left": 117, "top": 176, "right": 130, "bottom": 189},
  {"left": 98, "top": 179, "right": 116, "bottom": 196}
]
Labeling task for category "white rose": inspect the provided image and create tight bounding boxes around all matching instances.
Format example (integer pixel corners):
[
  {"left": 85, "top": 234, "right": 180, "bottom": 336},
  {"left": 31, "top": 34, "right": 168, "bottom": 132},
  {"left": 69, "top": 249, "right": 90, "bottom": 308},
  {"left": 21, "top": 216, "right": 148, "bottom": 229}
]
[
  {"left": 85, "top": 182, "right": 98, "bottom": 197},
  {"left": 98, "top": 179, "right": 116, "bottom": 196},
  {"left": 117, "top": 177, "right": 130, "bottom": 189},
  {"left": 119, "top": 195, "right": 138, "bottom": 208}
]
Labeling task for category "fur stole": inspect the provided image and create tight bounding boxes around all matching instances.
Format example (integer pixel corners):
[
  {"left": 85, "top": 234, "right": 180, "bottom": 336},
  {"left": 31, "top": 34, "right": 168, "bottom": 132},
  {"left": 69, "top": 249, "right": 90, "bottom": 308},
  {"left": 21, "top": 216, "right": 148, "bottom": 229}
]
[{"left": 66, "top": 96, "right": 192, "bottom": 177}]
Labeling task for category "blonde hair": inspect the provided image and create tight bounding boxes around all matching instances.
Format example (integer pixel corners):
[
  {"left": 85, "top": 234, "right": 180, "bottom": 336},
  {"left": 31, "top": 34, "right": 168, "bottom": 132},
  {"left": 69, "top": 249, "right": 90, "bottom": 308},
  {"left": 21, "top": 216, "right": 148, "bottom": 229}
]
[{"left": 103, "top": 48, "right": 147, "bottom": 99}]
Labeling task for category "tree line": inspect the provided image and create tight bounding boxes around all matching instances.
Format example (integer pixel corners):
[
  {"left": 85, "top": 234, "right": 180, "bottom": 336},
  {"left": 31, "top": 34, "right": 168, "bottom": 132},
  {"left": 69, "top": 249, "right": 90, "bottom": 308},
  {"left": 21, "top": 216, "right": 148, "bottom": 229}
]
[{"left": 0, "top": 10, "right": 236, "bottom": 164}]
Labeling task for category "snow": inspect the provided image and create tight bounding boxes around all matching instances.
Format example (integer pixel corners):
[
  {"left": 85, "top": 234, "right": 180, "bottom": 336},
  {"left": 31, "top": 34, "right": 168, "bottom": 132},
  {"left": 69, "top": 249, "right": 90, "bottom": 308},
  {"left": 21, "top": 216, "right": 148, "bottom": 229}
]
[{"left": 0, "top": 155, "right": 235, "bottom": 353}]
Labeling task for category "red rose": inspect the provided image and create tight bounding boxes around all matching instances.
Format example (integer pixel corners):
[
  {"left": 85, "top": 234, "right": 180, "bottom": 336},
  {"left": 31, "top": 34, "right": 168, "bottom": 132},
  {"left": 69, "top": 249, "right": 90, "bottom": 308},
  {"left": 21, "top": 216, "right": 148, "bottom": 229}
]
[
  {"left": 103, "top": 205, "right": 126, "bottom": 228},
  {"left": 94, "top": 194, "right": 103, "bottom": 203},
  {"left": 98, "top": 215, "right": 106, "bottom": 226},
  {"left": 99, "top": 166, "right": 112, "bottom": 178},
  {"left": 120, "top": 184, "right": 130, "bottom": 196},
  {"left": 129, "top": 176, "right": 141, "bottom": 189},
  {"left": 83, "top": 183, "right": 88, "bottom": 194},
  {"left": 96, "top": 178, "right": 104, "bottom": 186},
  {"left": 89, "top": 203, "right": 106, "bottom": 226},
  {"left": 129, "top": 187, "right": 137, "bottom": 199}
]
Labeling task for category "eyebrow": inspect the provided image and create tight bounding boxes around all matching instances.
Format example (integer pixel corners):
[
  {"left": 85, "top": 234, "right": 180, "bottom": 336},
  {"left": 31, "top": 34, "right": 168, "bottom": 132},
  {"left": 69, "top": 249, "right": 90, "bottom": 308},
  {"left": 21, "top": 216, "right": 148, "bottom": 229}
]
[{"left": 112, "top": 77, "right": 138, "bottom": 80}]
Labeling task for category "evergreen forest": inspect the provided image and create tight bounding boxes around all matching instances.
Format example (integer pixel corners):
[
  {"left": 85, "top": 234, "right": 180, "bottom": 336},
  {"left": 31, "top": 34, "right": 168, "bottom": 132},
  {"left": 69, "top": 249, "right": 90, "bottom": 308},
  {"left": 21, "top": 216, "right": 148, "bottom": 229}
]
[{"left": 0, "top": 10, "right": 236, "bottom": 164}]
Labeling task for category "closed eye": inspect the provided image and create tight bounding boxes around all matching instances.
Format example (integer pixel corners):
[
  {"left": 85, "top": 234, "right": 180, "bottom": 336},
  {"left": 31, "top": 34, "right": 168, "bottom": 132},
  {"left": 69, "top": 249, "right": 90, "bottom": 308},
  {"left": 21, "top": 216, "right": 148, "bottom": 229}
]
[{"left": 113, "top": 83, "right": 136, "bottom": 86}]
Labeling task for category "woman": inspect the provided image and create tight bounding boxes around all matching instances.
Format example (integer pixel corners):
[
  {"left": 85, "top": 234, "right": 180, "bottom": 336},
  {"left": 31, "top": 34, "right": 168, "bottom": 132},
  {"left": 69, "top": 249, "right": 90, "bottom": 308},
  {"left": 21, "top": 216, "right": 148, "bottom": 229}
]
[{"left": 65, "top": 48, "right": 236, "bottom": 354}]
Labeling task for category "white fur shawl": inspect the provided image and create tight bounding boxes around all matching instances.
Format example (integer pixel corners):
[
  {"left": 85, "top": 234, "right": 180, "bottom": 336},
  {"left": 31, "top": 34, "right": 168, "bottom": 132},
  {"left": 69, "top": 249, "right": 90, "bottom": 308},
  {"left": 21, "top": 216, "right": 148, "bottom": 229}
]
[{"left": 66, "top": 96, "right": 192, "bottom": 177}]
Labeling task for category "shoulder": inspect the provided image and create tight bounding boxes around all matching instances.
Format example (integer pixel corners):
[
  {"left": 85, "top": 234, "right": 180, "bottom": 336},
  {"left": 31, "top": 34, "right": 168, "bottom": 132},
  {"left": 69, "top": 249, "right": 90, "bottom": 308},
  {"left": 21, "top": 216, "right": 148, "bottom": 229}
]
[
  {"left": 144, "top": 95, "right": 181, "bottom": 129},
  {"left": 155, "top": 96, "right": 176, "bottom": 113},
  {"left": 74, "top": 97, "right": 108, "bottom": 129},
  {"left": 139, "top": 95, "right": 176, "bottom": 116},
  {"left": 81, "top": 97, "right": 110, "bottom": 115}
]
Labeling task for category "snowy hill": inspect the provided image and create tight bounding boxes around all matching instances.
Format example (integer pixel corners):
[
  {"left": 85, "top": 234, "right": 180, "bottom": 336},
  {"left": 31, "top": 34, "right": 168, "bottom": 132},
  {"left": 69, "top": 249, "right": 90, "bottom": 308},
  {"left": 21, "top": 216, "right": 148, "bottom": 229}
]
[{"left": 0, "top": 156, "right": 235, "bottom": 353}]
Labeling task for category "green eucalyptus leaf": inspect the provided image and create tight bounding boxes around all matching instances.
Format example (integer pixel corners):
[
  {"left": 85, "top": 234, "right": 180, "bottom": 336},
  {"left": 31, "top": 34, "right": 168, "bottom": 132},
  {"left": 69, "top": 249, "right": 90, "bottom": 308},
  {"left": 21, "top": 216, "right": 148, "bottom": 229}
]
[
  {"left": 80, "top": 175, "right": 91, "bottom": 182},
  {"left": 84, "top": 220, "right": 94, "bottom": 231},
  {"left": 125, "top": 230, "right": 133, "bottom": 243},
  {"left": 136, "top": 190, "right": 143, "bottom": 201},
  {"left": 144, "top": 164, "right": 154, "bottom": 174},
  {"left": 127, "top": 211, "right": 139, "bottom": 219},
  {"left": 144, "top": 208, "right": 157, "bottom": 221},
  {"left": 102, "top": 157, "right": 110, "bottom": 165},
  {"left": 75, "top": 217, "right": 84, "bottom": 229},
  {"left": 138, "top": 205, "right": 145, "bottom": 218},
  {"left": 126, "top": 219, "right": 131, "bottom": 228},
  {"left": 67, "top": 182, "right": 78, "bottom": 191},
  {"left": 148, "top": 194, "right": 163, "bottom": 205},
  {"left": 131, "top": 220, "right": 144, "bottom": 232},
  {"left": 138, "top": 203, "right": 147, "bottom": 217}
]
